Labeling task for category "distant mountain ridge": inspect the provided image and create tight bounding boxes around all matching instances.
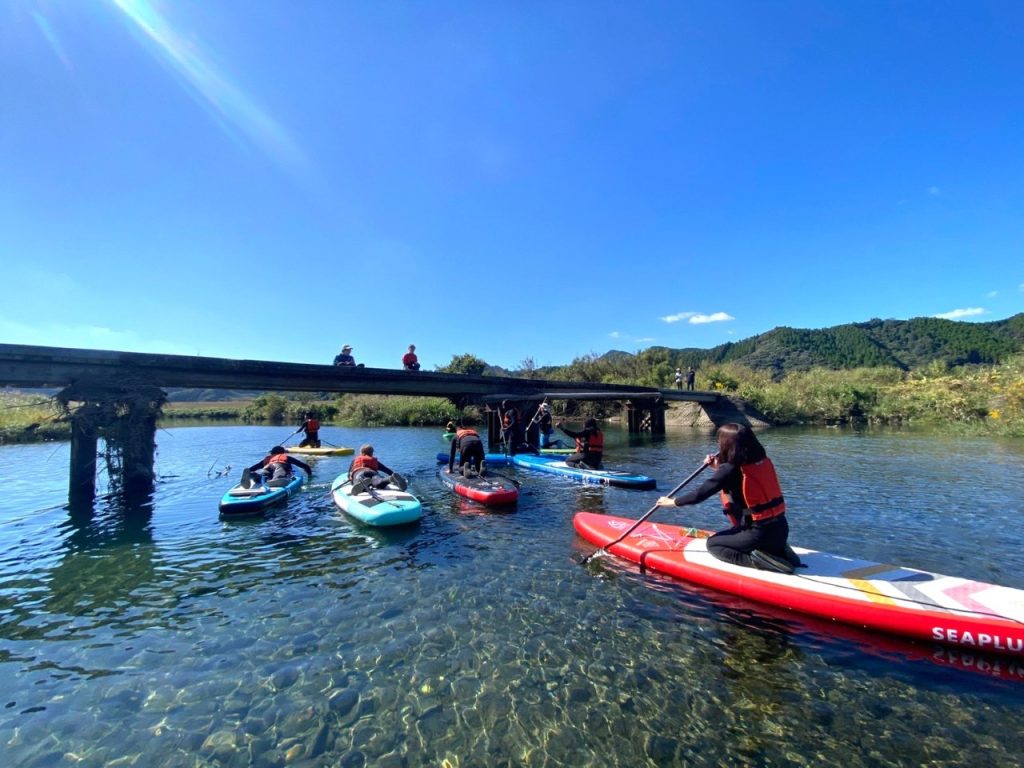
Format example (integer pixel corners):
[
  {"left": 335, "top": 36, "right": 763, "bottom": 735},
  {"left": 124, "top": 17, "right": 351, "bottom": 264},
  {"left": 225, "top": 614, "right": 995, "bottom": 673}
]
[{"left": 605, "top": 313, "right": 1024, "bottom": 375}]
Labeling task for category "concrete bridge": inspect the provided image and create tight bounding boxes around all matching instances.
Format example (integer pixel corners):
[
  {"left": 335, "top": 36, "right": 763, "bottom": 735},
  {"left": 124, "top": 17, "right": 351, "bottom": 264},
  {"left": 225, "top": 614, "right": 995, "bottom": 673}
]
[{"left": 1, "top": 343, "right": 726, "bottom": 502}]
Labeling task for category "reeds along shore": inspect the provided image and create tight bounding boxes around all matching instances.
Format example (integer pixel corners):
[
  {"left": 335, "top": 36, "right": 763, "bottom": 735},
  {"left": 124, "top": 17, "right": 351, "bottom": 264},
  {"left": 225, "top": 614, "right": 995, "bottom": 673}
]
[{"left": 3, "top": 356, "right": 1023, "bottom": 443}]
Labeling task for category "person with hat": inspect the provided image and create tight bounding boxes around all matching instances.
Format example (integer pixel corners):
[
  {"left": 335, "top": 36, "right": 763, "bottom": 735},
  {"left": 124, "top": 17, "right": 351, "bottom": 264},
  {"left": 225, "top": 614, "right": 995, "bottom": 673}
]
[
  {"left": 557, "top": 418, "right": 604, "bottom": 469},
  {"left": 532, "top": 402, "right": 564, "bottom": 449},
  {"left": 333, "top": 345, "right": 357, "bottom": 367}
]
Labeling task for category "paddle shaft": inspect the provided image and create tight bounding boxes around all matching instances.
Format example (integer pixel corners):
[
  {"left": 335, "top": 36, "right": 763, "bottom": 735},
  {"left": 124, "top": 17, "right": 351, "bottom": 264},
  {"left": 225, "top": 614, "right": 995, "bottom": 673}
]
[{"left": 581, "top": 461, "right": 709, "bottom": 564}]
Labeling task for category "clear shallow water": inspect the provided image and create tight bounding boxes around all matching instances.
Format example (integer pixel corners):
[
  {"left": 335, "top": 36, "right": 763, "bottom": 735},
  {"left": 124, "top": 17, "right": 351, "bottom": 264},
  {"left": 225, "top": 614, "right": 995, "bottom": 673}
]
[{"left": 1, "top": 424, "right": 1023, "bottom": 767}]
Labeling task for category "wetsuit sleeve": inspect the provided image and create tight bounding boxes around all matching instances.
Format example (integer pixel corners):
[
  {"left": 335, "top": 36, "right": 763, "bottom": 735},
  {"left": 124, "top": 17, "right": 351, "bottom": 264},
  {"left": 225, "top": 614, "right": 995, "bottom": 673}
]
[
  {"left": 377, "top": 462, "right": 394, "bottom": 476},
  {"left": 560, "top": 425, "right": 581, "bottom": 438},
  {"left": 247, "top": 457, "right": 268, "bottom": 472},
  {"left": 289, "top": 457, "right": 313, "bottom": 475},
  {"left": 672, "top": 463, "right": 734, "bottom": 506},
  {"left": 449, "top": 439, "right": 458, "bottom": 470}
]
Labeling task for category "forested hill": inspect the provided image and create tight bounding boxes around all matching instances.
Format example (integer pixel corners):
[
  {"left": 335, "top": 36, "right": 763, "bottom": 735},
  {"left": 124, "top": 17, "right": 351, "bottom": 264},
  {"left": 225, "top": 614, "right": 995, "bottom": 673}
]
[{"left": 605, "top": 313, "right": 1024, "bottom": 376}]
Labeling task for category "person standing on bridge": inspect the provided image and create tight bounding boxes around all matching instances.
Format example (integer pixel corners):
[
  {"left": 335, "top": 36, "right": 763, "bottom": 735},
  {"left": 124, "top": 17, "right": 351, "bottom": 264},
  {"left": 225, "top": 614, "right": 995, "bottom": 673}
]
[
  {"left": 674, "top": 368, "right": 683, "bottom": 390},
  {"left": 402, "top": 344, "right": 421, "bottom": 371},
  {"left": 686, "top": 366, "right": 696, "bottom": 390}
]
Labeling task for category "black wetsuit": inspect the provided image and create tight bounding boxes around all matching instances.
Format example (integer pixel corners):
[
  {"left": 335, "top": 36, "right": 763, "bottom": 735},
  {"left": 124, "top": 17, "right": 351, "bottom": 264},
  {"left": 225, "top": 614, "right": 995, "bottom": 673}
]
[{"left": 669, "top": 461, "right": 788, "bottom": 568}]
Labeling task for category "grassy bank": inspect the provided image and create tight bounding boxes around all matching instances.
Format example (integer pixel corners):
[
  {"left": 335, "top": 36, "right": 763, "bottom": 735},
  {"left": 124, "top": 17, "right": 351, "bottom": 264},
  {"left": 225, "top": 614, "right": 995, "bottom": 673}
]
[
  {"left": 5, "top": 356, "right": 1023, "bottom": 442},
  {"left": 0, "top": 392, "right": 69, "bottom": 443}
]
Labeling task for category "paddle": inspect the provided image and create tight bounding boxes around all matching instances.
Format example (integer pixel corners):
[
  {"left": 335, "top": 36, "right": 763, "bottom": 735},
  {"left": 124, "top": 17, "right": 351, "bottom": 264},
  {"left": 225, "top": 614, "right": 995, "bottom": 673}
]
[
  {"left": 281, "top": 426, "right": 303, "bottom": 446},
  {"left": 579, "top": 459, "right": 710, "bottom": 565}
]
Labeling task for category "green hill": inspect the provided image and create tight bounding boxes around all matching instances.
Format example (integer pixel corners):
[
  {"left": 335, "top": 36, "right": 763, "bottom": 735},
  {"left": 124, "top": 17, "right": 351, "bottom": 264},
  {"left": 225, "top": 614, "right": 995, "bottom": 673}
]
[{"left": 603, "top": 313, "right": 1024, "bottom": 377}]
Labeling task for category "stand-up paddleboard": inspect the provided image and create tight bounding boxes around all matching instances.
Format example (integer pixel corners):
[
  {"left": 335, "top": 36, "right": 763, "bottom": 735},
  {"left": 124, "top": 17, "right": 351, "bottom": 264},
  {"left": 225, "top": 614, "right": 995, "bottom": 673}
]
[
  {"left": 330, "top": 474, "right": 422, "bottom": 527},
  {"left": 219, "top": 473, "right": 304, "bottom": 516},
  {"left": 287, "top": 445, "right": 354, "bottom": 457},
  {"left": 438, "top": 467, "right": 518, "bottom": 506},
  {"left": 435, "top": 452, "right": 511, "bottom": 466},
  {"left": 442, "top": 431, "right": 456, "bottom": 442},
  {"left": 573, "top": 512, "right": 1024, "bottom": 657},
  {"left": 511, "top": 454, "right": 656, "bottom": 490}
]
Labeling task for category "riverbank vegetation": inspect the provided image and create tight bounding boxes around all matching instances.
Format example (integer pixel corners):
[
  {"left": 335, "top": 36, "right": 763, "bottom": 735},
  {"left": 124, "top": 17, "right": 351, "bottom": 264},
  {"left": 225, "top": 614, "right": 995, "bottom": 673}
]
[{"left": 4, "top": 355, "right": 1022, "bottom": 442}]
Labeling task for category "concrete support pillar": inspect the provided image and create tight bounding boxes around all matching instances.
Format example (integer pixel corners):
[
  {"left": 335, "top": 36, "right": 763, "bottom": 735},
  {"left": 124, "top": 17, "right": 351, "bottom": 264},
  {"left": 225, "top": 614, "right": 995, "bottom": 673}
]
[
  {"left": 58, "top": 383, "right": 165, "bottom": 504},
  {"left": 69, "top": 413, "right": 98, "bottom": 502}
]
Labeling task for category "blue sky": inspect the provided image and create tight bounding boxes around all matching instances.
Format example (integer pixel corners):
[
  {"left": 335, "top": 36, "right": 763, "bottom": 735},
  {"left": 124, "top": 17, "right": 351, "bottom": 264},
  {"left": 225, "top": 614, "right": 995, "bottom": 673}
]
[{"left": 2, "top": 1, "right": 1022, "bottom": 371}]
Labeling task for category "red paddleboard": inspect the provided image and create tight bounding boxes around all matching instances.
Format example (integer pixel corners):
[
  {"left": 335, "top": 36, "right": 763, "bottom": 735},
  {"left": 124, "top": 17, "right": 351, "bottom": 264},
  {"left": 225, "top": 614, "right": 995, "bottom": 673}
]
[
  {"left": 574, "top": 513, "right": 1024, "bottom": 657},
  {"left": 438, "top": 468, "right": 518, "bottom": 506}
]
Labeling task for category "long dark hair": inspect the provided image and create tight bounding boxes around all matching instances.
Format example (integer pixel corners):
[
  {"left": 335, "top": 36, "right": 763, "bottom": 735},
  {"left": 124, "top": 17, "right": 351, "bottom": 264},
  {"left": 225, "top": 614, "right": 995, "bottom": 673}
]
[{"left": 716, "top": 423, "right": 766, "bottom": 466}]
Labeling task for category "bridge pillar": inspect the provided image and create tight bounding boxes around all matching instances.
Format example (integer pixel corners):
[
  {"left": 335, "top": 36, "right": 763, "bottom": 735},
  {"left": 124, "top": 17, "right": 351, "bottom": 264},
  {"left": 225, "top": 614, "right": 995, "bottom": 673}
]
[
  {"left": 69, "top": 414, "right": 98, "bottom": 502},
  {"left": 58, "top": 383, "right": 166, "bottom": 503},
  {"left": 626, "top": 400, "right": 666, "bottom": 435}
]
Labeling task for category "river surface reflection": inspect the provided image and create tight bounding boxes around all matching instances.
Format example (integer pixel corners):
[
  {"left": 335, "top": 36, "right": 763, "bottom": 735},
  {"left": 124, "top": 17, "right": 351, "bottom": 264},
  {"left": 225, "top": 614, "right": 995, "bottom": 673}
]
[{"left": 0, "top": 424, "right": 1022, "bottom": 766}]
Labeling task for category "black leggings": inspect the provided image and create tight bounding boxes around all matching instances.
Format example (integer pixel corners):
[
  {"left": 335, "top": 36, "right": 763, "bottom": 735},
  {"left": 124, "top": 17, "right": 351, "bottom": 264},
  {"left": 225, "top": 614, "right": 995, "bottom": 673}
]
[
  {"left": 706, "top": 516, "right": 789, "bottom": 569},
  {"left": 459, "top": 440, "right": 485, "bottom": 469}
]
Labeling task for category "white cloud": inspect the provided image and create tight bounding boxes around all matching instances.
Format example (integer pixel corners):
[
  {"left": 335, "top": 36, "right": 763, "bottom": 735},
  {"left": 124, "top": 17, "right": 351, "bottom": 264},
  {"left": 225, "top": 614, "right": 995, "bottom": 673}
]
[
  {"left": 660, "top": 311, "right": 734, "bottom": 325},
  {"left": 608, "top": 331, "right": 621, "bottom": 338},
  {"left": 660, "top": 312, "right": 696, "bottom": 324},
  {"left": 689, "top": 312, "right": 735, "bottom": 324},
  {"left": 1019, "top": 283, "right": 1024, "bottom": 292},
  {"left": 928, "top": 186, "right": 941, "bottom": 196},
  {"left": 635, "top": 337, "right": 655, "bottom": 343},
  {"left": 933, "top": 307, "right": 986, "bottom": 320},
  {"left": 986, "top": 290, "right": 999, "bottom": 298}
]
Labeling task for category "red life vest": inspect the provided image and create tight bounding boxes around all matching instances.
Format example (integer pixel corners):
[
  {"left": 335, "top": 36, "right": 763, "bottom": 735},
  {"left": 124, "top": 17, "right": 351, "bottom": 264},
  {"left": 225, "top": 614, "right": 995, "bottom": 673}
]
[
  {"left": 304, "top": 419, "right": 320, "bottom": 432},
  {"left": 266, "top": 453, "right": 290, "bottom": 466},
  {"left": 576, "top": 431, "right": 604, "bottom": 454},
  {"left": 456, "top": 428, "right": 479, "bottom": 440},
  {"left": 720, "top": 458, "right": 786, "bottom": 522},
  {"left": 351, "top": 455, "right": 379, "bottom": 473},
  {"left": 502, "top": 409, "right": 518, "bottom": 428}
]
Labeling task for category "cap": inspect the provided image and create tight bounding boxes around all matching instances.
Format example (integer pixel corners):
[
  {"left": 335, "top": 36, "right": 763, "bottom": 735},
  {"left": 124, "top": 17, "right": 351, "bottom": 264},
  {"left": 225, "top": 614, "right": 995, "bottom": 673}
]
[
  {"left": 540, "top": 403, "right": 551, "bottom": 411},
  {"left": 342, "top": 345, "right": 352, "bottom": 352}
]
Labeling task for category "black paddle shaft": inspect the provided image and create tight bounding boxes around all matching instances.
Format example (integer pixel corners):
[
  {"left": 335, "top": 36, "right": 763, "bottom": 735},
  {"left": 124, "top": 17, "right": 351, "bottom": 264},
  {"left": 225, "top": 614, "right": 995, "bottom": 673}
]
[{"left": 581, "top": 461, "right": 710, "bottom": 564}]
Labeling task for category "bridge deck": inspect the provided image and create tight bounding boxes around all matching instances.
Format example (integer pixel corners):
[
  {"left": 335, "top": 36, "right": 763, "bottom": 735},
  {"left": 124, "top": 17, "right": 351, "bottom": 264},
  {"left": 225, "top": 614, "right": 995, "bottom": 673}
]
[{"left": 0, "top": 343, "right": 718, "bottom": 403}]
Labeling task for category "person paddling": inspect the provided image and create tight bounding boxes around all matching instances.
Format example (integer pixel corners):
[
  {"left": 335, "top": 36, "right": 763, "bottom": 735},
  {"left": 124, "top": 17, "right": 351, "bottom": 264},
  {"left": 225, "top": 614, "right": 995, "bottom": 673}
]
[
  {"left": 298, "top": 412, "right": 321, "bottom": 448},
  {"left": 557, "top": 418, "right": 604, "bottom": 469},
  {"left": 654, "top": 423, "right": 798, "bottom": 573}
]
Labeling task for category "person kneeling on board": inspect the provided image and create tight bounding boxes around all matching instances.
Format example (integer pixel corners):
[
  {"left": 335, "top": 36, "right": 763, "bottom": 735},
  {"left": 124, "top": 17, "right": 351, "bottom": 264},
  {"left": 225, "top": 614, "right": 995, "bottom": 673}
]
[
  {"left": 348, "top": 444, "right": 405, "bottom": 493},
  {"left": 298, "top": 412, "right": 321, "bottom": 448},
  {"left": 654, "top": 423, "right": 800, "bottom": 574},
  {"left": 244, "top": 446, "right": 312, "bottom": 488},
  {"left": 557, "top": 418, "right": 604, "bottom": 469},
  {"left": 448, "top": 424, "right": 486, "bottom": 477}
]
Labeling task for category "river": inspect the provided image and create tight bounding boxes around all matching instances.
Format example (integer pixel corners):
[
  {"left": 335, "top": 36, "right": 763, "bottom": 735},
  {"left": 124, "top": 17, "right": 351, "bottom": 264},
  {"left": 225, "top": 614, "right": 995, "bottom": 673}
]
[{"left": 1, "top": 424, "right": 1023, "bottom": 766}]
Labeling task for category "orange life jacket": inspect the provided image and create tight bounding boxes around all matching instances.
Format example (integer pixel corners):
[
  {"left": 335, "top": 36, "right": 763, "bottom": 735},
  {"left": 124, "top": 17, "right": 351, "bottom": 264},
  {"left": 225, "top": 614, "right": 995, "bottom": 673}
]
[
  {"left": 266, "top": 453, "right": 290, "bottom": 466},
  {"left": 351, "top": 455, "right": 379, "bottom": 473},
  {"left": 456, "top": 428, "right": 479, "bottom": 440},
  {"left": 576, "top": 431, "right": 604, "bottom": 454},
  {"left": 720, "top": 458, "right": 786, "bottom": 522},
  {"left": 304, "top": 419, "right": 320, "bottom": 432}
]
